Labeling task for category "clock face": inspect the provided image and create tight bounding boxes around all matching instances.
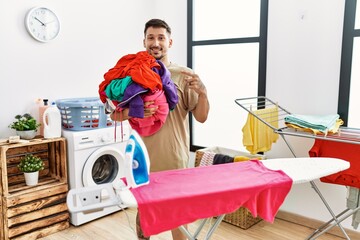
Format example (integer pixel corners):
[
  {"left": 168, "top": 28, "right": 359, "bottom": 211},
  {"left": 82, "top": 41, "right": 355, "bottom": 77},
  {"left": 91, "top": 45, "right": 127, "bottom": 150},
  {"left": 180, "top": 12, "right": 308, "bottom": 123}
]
[{"left": 25, "top": 7, "right": 60, "bottom": 43}]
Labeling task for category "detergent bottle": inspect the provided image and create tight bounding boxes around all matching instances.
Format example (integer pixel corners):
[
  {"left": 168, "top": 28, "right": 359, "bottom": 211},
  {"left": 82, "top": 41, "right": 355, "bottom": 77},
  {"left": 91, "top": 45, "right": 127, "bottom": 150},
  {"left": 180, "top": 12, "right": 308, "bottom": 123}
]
[
  {"left": 39, "top": 98, "right": 49, "bottom": 136},
  {"left": 43, "top": 102, "right": 62, "bottom": 139}
]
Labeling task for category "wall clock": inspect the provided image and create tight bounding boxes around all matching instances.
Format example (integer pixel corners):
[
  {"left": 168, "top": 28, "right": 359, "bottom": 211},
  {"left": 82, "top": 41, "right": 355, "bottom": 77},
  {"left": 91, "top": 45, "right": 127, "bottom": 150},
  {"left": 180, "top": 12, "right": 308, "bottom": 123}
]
[{"left": 25, "top": 7, "right": 60, "bottom": 43}]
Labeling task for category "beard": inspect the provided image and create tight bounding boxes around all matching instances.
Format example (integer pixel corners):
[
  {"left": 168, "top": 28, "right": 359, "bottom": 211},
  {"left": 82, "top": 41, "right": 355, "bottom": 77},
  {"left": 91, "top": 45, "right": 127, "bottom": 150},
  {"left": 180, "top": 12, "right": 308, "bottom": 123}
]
[
  {"left": 154, "top": 55, "right": 164, "bottom": 60},
  {"left": 149, "top": 47, "right": 164, "bottom": 60}
]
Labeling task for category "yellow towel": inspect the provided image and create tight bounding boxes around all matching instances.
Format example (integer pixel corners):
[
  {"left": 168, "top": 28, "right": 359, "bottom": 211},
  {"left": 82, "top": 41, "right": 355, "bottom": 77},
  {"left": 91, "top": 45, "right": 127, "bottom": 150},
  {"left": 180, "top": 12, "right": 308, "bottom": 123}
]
[{"left": 242, "top": 107, "right": 279, "bottom": 154}]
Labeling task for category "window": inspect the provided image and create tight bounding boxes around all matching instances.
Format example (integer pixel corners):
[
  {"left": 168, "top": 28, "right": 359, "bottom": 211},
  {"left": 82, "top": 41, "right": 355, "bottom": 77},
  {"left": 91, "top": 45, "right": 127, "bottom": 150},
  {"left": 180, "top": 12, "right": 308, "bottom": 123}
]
[
  {"left": 339, "top": 0, "right": 360, "bottom": 128},
  {"left": 188, "top": 0, "right": 268, "bottom": 151}
]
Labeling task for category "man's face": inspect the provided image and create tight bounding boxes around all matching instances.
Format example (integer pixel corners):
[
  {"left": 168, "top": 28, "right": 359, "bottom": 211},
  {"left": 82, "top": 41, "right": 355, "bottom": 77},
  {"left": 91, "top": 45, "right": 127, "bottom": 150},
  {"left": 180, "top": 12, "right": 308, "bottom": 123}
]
[{"left": 144, "top": 27, "right": 172, "bottom": 61}]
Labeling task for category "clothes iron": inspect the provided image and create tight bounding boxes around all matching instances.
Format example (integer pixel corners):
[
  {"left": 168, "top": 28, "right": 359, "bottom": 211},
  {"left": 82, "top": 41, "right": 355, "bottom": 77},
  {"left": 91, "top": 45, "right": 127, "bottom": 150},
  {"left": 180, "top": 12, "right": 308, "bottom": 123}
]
[{"left": 124, "top": 129, "right": 150, "bottom": 188}]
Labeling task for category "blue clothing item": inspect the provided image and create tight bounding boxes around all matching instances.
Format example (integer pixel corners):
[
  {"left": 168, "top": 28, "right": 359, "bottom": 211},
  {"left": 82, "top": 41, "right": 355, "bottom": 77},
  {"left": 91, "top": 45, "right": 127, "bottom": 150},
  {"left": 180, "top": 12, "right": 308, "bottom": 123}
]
[
  {"left": 284, "top": 114, "right": 339, "bottom": 133},
  {"left": 152, "top": 60, "right": 178, "bottom": 110}
]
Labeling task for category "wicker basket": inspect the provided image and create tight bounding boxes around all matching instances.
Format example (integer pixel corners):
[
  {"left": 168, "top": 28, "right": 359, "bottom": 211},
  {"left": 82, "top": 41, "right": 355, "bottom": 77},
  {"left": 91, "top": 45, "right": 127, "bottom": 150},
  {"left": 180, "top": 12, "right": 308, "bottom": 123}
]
[{"left": 195, "top": 147, "right": 264, "bottom": 229}]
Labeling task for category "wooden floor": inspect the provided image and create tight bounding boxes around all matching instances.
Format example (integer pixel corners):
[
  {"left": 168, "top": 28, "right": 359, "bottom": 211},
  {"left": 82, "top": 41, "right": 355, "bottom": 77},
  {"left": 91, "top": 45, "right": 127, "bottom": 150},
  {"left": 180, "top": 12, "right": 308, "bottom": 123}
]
[{"left": 39, "top": 208, "right": 349, "bottom": 240}]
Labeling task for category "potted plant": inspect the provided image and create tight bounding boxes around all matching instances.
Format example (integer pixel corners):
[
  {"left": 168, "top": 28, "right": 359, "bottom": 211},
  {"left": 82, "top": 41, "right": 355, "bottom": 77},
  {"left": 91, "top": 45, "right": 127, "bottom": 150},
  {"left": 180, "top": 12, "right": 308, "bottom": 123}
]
[
  {"left": 18, "top": 154, "right": 45, "bottom": 186},
  {"left": 9, "top": 113, "right": 41, "bottom": 139}
]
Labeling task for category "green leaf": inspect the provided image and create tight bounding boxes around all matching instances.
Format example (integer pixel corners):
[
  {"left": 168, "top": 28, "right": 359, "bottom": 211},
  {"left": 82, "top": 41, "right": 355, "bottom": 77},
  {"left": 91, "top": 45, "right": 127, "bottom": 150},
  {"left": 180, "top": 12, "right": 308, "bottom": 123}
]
[{"left": 18, "top": 154, "right": 44, "bottom": 173}]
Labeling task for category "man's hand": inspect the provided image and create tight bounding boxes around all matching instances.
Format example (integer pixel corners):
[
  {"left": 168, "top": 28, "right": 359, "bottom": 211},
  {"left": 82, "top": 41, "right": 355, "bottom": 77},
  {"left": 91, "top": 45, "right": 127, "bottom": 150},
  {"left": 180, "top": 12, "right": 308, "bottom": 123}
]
[
  {"left": 144, "top": 101, "right": 158, "bottom": 117},
  {"left": 181, "top": 70, "right": 209, "bottom": 123},
  {"left": 181, "top": 70, "right": 207, "bottom": 96}
]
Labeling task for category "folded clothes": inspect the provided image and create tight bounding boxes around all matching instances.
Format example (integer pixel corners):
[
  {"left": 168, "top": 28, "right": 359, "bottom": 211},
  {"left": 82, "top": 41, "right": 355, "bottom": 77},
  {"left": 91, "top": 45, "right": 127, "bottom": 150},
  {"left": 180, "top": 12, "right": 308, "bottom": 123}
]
[
  {"left": 284, "top": 114, "right": 340, "bottom": 134},
  {"left": 285, "top": 119, "right": 343, "bottom": 135}
]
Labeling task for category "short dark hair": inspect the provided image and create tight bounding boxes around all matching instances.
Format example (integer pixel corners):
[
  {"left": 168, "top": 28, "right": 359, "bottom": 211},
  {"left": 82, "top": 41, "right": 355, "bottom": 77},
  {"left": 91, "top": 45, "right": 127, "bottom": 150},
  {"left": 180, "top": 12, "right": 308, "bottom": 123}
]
[{"left": 144, "top": 19, "right": 172, "bottom": 36}]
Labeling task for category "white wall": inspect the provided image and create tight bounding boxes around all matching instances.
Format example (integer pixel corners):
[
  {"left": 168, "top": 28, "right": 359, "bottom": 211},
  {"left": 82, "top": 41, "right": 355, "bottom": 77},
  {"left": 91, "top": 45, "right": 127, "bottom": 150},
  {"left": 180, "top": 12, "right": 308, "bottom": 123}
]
[
  {"left": 267, "top": 0, "right": 358, "bottom": 232},
  {"left": 0, "top": 0, "right": 187, "bottom": 137},
  {"left": 1, "top": 0, "right": 357, "bottom": 234}
]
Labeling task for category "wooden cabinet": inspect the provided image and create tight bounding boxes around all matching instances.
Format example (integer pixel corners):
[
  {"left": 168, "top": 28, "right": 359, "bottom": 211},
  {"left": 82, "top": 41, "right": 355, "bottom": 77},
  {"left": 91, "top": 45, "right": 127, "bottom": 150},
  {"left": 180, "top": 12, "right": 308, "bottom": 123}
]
[{"left": 0, "top": 138, "right": 69, "bottom": 240}]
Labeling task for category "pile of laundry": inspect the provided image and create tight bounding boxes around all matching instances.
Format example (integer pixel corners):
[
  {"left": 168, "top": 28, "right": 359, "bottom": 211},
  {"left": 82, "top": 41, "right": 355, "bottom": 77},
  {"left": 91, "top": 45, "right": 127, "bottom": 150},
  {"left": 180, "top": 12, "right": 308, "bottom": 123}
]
[
  {"left": 284, "top": 113, "right": 343, "bottom": 135},
  {"left": 98, "top": 51, "right": 178, "bottom": 136}
]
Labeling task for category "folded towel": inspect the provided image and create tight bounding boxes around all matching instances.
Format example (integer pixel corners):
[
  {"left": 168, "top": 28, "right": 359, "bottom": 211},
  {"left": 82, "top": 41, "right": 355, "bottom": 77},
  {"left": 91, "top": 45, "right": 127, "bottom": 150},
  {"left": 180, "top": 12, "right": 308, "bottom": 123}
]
[
  {"left": 285, "top": 119, "right": 343, "bottom": 135},
  {"left": 284, "top": 114, "right": 340, "bottom": 134}
]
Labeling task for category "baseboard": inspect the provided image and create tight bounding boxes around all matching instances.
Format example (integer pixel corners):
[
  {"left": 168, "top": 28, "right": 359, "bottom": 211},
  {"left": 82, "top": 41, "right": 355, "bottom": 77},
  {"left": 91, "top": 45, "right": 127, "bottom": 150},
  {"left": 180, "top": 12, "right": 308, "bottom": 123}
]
[{"left": 276, "top": 210, "right": 360, "bottom": 239}]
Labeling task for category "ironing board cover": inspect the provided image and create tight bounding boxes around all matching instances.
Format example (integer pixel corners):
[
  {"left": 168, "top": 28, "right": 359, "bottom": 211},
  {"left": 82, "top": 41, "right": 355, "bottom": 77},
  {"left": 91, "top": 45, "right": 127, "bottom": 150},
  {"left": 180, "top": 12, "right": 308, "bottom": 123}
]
[{"left": 130, "top": 160, "right": 292, "bottom": 236}]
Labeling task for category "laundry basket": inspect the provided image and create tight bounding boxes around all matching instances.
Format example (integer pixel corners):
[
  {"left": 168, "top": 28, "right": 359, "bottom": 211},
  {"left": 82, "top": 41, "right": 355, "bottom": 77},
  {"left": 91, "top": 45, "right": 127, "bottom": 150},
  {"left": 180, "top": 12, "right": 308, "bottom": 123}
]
[
  {"left": 56, "top": 97, "right": 114, "bottom": 131},
  {"left": 195, "top": 146, "right": 265, "bottom": 229}
]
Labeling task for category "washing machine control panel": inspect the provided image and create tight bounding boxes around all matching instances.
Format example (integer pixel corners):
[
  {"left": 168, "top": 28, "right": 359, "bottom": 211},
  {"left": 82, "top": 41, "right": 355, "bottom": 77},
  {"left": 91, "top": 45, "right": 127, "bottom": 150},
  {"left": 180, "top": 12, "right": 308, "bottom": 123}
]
[
  {"left": 64, "top": 123, "right": 130, "bottom": 151},
  {"left": 100, "top": 134, "right": 111, "bottom": 143}
]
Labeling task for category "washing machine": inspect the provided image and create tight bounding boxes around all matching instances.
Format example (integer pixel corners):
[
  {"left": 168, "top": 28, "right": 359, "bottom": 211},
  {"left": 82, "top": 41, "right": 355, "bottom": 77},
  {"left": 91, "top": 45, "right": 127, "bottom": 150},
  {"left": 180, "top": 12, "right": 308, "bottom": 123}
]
[{"left": 62, "top": 122, "right": 131, "bottom": 226}]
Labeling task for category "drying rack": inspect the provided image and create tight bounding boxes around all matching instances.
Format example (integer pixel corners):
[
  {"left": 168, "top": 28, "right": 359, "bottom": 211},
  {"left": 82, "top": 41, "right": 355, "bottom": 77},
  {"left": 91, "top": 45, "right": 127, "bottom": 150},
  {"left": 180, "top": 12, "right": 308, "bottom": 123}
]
[{"left": 235, "top": 96, "right": 360, "bottom": 240}]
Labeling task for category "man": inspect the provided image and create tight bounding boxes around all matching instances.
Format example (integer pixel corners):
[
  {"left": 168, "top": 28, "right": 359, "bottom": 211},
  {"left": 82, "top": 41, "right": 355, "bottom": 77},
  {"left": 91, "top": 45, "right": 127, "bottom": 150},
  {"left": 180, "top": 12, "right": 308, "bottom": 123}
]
[{"left": 111, "top": 18, "right": 209, "bottom": 240}]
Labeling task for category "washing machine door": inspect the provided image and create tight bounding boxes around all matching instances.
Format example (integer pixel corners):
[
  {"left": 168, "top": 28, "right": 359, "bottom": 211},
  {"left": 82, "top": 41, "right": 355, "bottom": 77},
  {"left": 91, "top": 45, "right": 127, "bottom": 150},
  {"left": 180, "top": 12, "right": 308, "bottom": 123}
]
[{"left": 82, "top": 146, "right": 125, "bottom": 187}]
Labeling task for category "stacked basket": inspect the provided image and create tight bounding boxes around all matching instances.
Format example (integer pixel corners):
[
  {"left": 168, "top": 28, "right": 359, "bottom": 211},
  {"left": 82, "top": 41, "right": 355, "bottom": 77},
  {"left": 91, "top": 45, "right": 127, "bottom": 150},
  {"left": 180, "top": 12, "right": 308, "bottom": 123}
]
[
  {"left": 56, "top": 97, "right": 114, "bottom": 131},
  {"left": 195, "top": 146, "right": 265, "bottom": 229}
]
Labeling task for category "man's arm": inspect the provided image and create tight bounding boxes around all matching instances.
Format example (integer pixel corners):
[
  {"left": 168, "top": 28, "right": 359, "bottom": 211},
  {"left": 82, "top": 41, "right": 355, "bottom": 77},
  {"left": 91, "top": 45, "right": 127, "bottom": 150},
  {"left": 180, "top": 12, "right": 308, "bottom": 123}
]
[
  {"left": 110, "top": 108, "right": 130, "bottom": 121},
  {"left": 192, "top": 91, "right": 209, "bottom": 123}
]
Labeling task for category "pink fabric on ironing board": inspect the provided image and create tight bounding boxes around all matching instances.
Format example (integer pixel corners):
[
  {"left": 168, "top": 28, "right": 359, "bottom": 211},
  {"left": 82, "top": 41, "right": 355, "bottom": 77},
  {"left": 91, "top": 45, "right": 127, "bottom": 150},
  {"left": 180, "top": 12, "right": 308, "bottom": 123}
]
[{"left": 130, "top": 160, "right": 293, "bottom": 236}]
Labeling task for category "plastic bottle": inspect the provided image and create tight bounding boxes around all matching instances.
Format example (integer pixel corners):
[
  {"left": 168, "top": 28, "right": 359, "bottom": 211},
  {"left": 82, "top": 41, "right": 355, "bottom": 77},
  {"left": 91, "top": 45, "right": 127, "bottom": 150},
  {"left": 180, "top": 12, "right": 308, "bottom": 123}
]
[
  {"left": 43, "top": 103, "right": 62, "bottom": 139},
  {"left": 39, "top": 99, "right": 49, "bottom": 136}
]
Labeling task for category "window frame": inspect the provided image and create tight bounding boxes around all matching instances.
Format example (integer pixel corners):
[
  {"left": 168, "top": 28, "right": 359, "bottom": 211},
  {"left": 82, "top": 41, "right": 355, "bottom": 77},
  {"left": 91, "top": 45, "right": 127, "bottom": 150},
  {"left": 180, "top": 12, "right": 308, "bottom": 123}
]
[
  {"left": 187, "top": 0, "right": 269, "bottom": 151},
  {"left": 338, "top": 0, "right": 358, "bottom": 126}
]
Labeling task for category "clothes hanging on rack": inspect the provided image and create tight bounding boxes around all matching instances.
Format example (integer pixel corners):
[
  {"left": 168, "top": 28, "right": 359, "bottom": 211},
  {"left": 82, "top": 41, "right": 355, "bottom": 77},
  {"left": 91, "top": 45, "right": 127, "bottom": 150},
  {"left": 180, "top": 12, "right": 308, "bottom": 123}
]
[
  {"left": 235, "top": 96, "right": 359, "bottom": 239},
  {"left": 353, "top": 208, "right": 360, "bottom": 229},
  {"left": 346, "top": 186, "right": 360, "bottom": 229},
  {"left": 242, "top": 106, "right": 279, "bottom": 154},
  {"left": 309, "top": 139, "right": 360, "bottom": 189}
]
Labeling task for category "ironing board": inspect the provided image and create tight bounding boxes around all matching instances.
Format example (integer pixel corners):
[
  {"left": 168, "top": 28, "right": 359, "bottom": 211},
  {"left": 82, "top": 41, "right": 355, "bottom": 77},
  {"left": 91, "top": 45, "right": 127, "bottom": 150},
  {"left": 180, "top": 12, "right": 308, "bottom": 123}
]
[
  {"left": 235, "top": 96, "right": 360, "bottom": 239},
  {"left": 67, "top": 157, "right": 349, "bottom": 240}
]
